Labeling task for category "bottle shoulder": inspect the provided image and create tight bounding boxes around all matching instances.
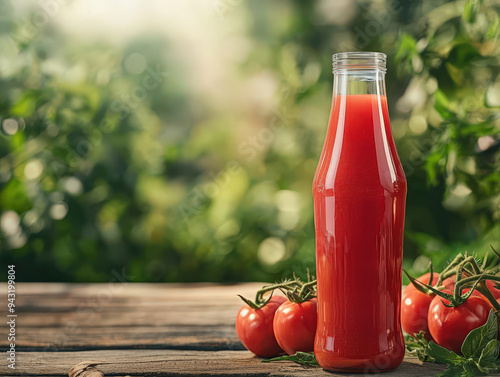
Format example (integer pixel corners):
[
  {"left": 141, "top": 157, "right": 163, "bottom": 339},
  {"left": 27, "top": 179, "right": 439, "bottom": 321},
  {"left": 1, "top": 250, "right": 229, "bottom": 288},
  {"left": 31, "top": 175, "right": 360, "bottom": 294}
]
[
  {"left": 313, "top": 174, "right": 406, "bottom": 198},
  {"left": 313, "top": 152, "right": 406, "bottom": 196},
  {"left": 313, "top": 95, "right": 405, "bottom": 195}
]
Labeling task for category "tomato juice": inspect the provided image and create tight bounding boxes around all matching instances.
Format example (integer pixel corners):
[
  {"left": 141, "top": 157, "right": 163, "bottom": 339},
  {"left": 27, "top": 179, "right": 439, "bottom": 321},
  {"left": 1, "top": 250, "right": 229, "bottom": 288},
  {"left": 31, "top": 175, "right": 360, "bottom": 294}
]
[{"left": 313, "top": 58, "right": 407, "bottom": 372}]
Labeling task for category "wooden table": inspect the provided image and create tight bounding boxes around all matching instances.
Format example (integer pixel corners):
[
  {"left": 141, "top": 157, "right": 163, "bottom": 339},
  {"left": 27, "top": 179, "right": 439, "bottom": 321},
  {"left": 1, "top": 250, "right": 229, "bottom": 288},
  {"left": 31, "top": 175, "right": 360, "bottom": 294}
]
[{"left": 0, "top": 283, "right": 447, "bottom": 376}]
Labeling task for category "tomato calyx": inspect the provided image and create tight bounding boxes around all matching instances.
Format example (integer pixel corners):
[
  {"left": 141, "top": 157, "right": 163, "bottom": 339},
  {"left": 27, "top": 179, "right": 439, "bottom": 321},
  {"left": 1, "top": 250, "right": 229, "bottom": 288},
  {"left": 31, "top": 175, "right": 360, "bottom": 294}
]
[
  {"left": 282, "top": 278, "right": 317, "bottom": 304},
  {"left": 405, "top": 257, "right": 468, "bottom": 296},
  {"left": 411, "top": 256, "right": 485, "bottom": 307},
  {"left": 238, "top": 281, "right": 297, "bottom": 309},
  {"left": 238, "top": 273, "right": 317, "bottom": 309},
  {"left": 410, "top": 252, "right": 500, "bottom": 312},
  {"left": 237, "top": 293, "right": 274, "bottom": 310},
  {"left": 448, "top": 252, "right": 500, "bottom": 313},
  {"left": 404, "top": 263, "right": 437, "bottom": 295}
]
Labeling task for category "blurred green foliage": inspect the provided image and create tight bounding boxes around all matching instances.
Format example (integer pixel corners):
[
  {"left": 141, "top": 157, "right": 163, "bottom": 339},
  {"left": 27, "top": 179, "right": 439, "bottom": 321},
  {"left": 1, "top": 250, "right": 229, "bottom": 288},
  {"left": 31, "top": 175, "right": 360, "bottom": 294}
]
[{"left": 0, "top": 0, "right": 499, "bottom": 282}]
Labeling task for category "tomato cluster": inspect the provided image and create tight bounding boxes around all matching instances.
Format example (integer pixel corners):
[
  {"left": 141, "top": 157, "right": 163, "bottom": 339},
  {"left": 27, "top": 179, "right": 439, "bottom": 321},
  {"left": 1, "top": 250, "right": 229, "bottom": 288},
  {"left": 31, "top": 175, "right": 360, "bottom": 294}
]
[
  {"left": 235, "top": 281, "right": 318, "bottom": 357},
  {"left": 402, "top": 263, "right": 500, "bottom": 354}
]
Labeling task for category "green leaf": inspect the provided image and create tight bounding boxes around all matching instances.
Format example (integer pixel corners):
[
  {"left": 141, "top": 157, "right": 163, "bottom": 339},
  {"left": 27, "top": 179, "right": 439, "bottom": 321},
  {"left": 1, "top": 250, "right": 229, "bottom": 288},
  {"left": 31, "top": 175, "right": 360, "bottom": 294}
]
[
  {"left": 463, "top": 0, "right": 479, "bottom": 23},
  {"left": 427, "top": 341, "right": 463, "bottom": 365},
  {"left": 434, "top": 90, "right": 454, "bottom": 120},
  {"left": 438, "top": 365, "right": 469, "bottom": 377},
  {"left": 395, "top": 33, "right": 418, "bottom": 61},
  {"left": 459, "top": 121, "right": 496, "bottom": 137},
  {"left": 478, "top": 339, "right": 500, "bottom": 364},
  {"left": 425, "top": 150, "right": 444, "bottom": 185},
  {"left": 395, "top": 33, "right": 419, "bottom": 73},
  {"left": 473, "top": 360, "right": 489, "bottom": 375},
  {"left": 486, "top": 14, "right": 500, "bottom": 40},
  {"left": 262, "top": 351, "right": 319, "bottom": 367},
  {"left": 461, "top": 310, "right": 498, "bottom": 358},
  {"left": 462, "top": 359, "right": 487, "bottom": 376}
]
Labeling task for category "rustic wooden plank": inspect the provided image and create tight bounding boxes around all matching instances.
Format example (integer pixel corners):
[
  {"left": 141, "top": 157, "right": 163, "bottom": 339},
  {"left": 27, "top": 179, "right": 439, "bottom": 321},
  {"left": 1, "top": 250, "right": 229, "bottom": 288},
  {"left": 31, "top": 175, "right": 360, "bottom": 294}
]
[
  {"left": 15, "top": 309, "right": 239, "bottom": 327},
  {"left": 0, "top": 283, "right": 260, "bottom": 351},
  {"left": 12, "top": 325, "right": 243, "bottom": 351},
  {"left": 0, "top": 349, "right": 447, "bottom": 377},
  {"left": 1, "top": 282, "right": 263, "bottom": 298}
]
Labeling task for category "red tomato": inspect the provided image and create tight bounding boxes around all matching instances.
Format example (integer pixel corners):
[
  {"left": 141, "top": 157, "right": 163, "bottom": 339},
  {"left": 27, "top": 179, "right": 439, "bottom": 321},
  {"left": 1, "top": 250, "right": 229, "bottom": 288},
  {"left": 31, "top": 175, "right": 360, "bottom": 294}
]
[
  {"left": 427, "top": 293, "right": 491, "bottom": 354},
  {"left": 485, "top": 280, "right": 500, "bottom": 299},
  {"left": 401, "top": 272, "right": 438, "bottom": 340},
  {"left": 273, "top": 298, "right": 317, "bottom": 355},
  {"left": 235, "top": 296, "right": 286, "bottom": 357}
]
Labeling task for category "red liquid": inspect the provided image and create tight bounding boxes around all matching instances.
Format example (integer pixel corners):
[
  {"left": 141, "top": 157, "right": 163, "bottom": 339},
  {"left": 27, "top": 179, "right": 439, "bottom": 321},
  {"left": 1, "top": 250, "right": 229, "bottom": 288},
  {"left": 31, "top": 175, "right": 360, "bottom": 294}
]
[{"left": 313, "top": 94, "right": 406, "bottom": 372}]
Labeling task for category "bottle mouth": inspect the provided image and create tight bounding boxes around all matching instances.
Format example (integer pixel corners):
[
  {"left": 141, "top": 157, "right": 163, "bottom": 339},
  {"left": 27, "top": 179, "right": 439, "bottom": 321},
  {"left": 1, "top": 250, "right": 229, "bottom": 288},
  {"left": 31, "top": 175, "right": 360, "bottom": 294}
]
[{"left": 332, "top": 52, "right": 387, "bottom": 74}]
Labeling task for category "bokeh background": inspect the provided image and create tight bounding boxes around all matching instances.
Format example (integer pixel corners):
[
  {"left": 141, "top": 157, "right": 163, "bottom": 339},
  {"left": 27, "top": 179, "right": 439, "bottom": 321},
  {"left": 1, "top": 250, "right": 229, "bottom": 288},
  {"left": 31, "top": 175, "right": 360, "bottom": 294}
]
[{"left": 0, "top": 0, "right": 499, "bottom": 283}]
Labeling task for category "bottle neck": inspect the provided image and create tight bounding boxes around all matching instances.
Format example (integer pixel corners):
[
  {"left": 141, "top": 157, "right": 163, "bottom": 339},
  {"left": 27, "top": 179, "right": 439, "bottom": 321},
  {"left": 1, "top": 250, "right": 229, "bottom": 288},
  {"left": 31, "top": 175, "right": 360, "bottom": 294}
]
[{"left": 333, "top": 70, "right": 386, "bottom": 97}]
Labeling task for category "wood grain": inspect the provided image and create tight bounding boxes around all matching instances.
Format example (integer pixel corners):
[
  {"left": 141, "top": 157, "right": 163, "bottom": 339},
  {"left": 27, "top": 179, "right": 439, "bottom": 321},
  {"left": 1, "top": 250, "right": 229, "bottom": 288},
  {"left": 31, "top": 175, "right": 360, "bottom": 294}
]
[
  {"left": 0, "top": 283, "right": 260, "bottom": 351},
  {"left": 0, "top": 283, "right": 447, "bottom": 376},
  {"left": 0, "top": 350, "right": 447, "bottom": 376}
]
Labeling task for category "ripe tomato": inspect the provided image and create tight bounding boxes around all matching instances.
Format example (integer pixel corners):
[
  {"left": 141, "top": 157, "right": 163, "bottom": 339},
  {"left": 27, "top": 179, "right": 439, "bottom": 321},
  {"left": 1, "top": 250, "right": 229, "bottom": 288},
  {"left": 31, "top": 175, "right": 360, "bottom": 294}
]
[
  {"left": 485, "top": 280, "right": 500, "bottom": 299},
  {"left": 401, "top": 272, "right": 438, "bottom": 340},
  {"left": 427, "top": 293, "right": 491, "bottom": 354},
  {"left": 273, "top": 298, "right": 317, "bottom": 355},
  {"left": 235, "top": 295, "right": 286, "bottom": 357}
]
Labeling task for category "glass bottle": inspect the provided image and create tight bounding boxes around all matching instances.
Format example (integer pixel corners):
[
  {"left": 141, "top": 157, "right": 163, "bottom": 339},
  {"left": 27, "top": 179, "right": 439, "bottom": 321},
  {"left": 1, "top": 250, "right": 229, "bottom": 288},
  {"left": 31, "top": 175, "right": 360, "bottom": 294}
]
[{"left": 312, "top": 52, "right": 407, "bottom": 372}]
